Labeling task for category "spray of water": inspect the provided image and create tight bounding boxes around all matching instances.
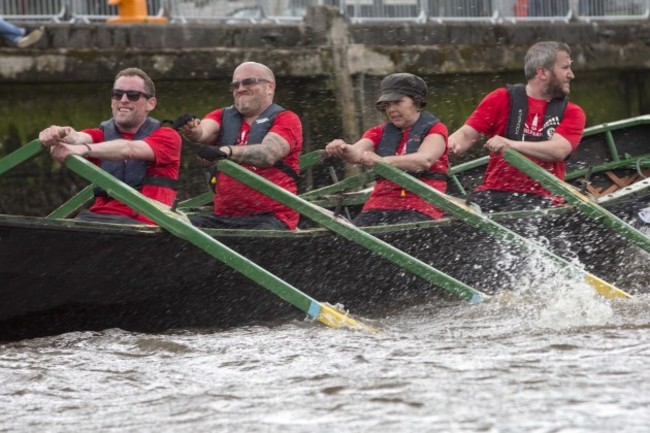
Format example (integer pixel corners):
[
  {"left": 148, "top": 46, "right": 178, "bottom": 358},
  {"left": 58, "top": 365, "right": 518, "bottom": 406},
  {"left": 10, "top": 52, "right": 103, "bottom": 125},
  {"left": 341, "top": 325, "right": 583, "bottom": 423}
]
[{"left": 485, "top": 234, "right": 615, "bottom": 331}]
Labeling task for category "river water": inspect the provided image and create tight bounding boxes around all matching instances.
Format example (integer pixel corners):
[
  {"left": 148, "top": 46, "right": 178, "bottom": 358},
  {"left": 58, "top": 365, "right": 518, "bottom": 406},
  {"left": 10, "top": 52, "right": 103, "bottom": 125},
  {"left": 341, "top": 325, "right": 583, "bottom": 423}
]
[{"left": 1, "top": 270, "right": 648, "bottom": 433}]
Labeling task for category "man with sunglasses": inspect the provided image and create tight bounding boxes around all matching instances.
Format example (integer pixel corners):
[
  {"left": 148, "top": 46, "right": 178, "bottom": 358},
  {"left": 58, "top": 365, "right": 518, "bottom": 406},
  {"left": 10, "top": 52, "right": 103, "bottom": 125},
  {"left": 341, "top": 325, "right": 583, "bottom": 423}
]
[
  {"left": 176, "top": 62, "right": 303, "bottom": 230},
  {"left": 449, "top": 41, "right": 586, "bottom": 213},
  {"left": 38, "top": 67, "right": 182, "bottom": 225}
]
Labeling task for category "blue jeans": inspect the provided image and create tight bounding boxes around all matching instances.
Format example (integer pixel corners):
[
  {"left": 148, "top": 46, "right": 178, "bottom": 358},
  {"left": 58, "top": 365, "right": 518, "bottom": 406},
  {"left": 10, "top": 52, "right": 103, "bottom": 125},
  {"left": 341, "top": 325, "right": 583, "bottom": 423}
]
[{"left": 0, "top": 17, "right": 25, "bottom": 45}]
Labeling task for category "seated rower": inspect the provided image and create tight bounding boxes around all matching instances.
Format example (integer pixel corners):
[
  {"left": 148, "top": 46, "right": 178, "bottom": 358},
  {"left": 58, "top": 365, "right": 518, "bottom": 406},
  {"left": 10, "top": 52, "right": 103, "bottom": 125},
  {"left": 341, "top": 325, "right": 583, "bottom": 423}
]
[
  {"left": 324, "top": 72, "right": 449, "bottom": 227},
  {"left": 38, "top": 67, "right": 182, "bottom": 225},
  {"left": 449, "top": 41, "right": 586, "bottom": 213},
  {"left": 174, "top": 62, "right": 303, "bottom": 230}
]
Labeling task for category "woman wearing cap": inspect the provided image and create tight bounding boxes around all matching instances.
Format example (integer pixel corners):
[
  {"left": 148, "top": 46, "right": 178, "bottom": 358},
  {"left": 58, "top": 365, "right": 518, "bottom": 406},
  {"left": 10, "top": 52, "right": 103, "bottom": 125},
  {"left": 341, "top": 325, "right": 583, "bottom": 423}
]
[{"left": 324, "top": 73, "right": 449, "bottom": 227}]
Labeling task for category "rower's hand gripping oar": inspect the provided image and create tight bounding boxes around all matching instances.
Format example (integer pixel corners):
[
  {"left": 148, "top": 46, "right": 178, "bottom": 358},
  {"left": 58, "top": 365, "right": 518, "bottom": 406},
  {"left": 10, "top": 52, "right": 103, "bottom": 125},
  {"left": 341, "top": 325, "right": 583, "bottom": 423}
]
[
  {"left": 502, "top": 149, "right": 650, "bottom": 253},
  {"left": 60, "top": 153, "right": 375, "bottom": 332},
  {"left": 372, "top": 161, "right": 632, "bottom": 300}
]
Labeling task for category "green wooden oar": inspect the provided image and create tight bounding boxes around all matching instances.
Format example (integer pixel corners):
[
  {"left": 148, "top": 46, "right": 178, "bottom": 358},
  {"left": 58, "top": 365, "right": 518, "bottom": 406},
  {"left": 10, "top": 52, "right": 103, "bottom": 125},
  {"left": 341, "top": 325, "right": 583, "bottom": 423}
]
[
  {"left": 373, "top": 161, "right": 632, "bottom": 300},
  {"left": 63, "top": 154, "right": 374, "bottom": 332},
  {"left": 217, "top": 160, "right": 489, "bottom": 303},
  {"left": 503, "top": 149, "right": 650, "bottom": 253},
  {"left": 0, "top": 139, "right": 43, "bottom": 177},
  {"left": 47, "top": 185, "right": 94, "bottom": 219},
  {"left": 178, "top": 150, "right": 333, "bottom": 210}
]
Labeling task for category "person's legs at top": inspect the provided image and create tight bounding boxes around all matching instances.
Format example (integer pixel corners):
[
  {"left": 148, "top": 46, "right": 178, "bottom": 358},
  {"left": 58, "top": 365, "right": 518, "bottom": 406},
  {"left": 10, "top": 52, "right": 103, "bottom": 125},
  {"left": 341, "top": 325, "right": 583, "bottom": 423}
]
[
  {"left": 0, "top": 17, "right": 25, "bottom": 45},
  {"left": 0, "top": 18, "right": 43, "bottom": 48}
]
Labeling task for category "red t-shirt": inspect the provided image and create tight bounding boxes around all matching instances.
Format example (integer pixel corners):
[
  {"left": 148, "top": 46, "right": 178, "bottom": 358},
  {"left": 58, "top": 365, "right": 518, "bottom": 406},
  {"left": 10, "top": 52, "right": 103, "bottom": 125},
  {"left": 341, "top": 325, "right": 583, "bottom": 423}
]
[
  {"left": 84, "top": 126, "right": 182, "bottom": 224},
  {"left": 466, "top": 87, "right": 586, "bottom": 199},
  {"left": 204, "top": 108, "right": 303, "bottom": 230},
  {"left": 360, "top": 121, "right": 449, "bottom": 219}
]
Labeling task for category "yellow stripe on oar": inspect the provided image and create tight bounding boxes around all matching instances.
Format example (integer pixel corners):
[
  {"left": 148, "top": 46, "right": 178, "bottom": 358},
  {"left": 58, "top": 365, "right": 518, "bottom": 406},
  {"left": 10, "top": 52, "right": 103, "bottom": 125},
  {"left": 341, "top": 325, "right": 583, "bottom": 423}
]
[
  {"left": 584, "top": 274, "right": 633, "bottom": 299},
  {"left": 313, "top": 302, "right": 378, "bottom": 332}
]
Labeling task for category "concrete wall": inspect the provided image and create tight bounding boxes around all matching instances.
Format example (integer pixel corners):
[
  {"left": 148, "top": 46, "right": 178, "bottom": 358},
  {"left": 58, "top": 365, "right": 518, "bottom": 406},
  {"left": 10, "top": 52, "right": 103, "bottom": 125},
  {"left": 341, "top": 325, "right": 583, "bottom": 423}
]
[
  {"left": 1, "top": 6, "right": 650, "bottom": 215},
  {"left": 1, "top": 6, "right": 650, "bottom": 83}
]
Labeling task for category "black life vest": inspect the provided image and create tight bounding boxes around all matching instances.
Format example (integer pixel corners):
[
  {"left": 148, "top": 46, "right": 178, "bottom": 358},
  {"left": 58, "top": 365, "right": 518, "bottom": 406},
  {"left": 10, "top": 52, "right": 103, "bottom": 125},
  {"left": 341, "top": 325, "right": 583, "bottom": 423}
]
[
  {"left": 217, "top": 104, "right": 299, "bottom": 182},
  {"left": 93, "top": 117, "right": 178, "bottom": 198},
  {"left": 376, "top": 111, "right": 448, "bottom": 181},
  {"left": 506, "top": 83, "right": 568, "bottom": 142}
]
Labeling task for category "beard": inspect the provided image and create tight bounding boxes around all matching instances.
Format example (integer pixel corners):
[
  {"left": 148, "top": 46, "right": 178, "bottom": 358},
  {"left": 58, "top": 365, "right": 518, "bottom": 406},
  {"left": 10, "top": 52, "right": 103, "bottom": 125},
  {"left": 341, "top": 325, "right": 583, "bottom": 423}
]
[
  {"left": 112, "top": 107, "right": 140, "bottom": 130},
  {"left": 546, "top": 74, "right": 569, "bottom": 99},
  {"left": 234, "top": 93, "right": 263, "bottom": 117}
]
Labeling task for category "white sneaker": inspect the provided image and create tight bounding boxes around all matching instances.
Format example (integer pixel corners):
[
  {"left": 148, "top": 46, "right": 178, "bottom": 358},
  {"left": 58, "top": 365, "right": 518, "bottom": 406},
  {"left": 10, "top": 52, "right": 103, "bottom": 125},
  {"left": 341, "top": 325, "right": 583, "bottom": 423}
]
[{"left": 16, "top": 27, "right": 44, "bottom": 48}]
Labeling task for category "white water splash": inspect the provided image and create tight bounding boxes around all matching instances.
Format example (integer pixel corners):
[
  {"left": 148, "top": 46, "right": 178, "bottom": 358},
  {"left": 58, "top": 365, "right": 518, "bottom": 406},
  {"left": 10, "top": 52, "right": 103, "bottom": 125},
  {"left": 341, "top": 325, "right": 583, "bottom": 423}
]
[{"left": 488, "top": 238, "right": 615, "bottom": 330}]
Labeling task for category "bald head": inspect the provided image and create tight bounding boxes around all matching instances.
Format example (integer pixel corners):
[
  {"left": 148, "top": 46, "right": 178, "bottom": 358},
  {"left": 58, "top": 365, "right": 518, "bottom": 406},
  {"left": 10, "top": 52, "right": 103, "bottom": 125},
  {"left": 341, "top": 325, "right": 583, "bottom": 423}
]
[
  {"left": 233, "top": 62, "right": 275, "bottom": 83},
  {"left": 231, "top": 62, "right": 277, "bottom": 118}
]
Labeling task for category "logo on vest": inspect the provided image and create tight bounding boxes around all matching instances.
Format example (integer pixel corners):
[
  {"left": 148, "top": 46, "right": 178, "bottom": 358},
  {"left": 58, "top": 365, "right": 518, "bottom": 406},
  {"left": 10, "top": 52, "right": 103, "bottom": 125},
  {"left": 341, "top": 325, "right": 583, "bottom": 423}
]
[
  {"left": 256, "top": 117, "right": 270, "bottom": 125},
  {"left": 543, "top": 116, "right": 560, "bottom": 139},
  {"left": 514, "top": 109, "right": 523, "bottom": 135}
]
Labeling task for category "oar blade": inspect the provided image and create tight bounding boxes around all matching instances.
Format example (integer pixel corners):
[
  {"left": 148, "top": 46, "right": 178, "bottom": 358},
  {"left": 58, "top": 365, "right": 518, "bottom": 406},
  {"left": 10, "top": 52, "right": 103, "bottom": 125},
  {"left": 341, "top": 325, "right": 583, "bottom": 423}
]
[
  {"left": 584, "top": 274, "right": 633, "bottom": 299},
  {"left": 315, "top": 303, "right": 378, "bottom": 332}
]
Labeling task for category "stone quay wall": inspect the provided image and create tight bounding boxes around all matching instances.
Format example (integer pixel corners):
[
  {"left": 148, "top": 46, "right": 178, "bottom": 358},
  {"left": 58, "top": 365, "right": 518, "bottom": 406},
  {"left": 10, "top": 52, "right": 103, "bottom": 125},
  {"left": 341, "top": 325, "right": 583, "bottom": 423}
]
[{"left": 2, "top": 7, "right": 650, "bottom": 83}]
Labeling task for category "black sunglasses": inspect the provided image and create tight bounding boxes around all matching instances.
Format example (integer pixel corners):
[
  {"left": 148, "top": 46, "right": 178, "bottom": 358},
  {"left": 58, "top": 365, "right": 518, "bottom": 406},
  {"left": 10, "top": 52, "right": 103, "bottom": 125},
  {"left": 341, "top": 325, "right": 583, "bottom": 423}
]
[
  {"left": 111, "top": 89, "right": 151, "bottom": 102},
  {"left": 229, "top": 77, "right": 270, "bottom": 91}
]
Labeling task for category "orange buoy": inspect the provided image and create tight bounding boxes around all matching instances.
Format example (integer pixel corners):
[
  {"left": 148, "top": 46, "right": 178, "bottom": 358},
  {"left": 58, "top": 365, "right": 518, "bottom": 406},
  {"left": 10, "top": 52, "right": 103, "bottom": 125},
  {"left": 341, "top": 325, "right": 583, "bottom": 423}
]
[{"left": 107, "top": 0, "right": 168, "bottom": 24}]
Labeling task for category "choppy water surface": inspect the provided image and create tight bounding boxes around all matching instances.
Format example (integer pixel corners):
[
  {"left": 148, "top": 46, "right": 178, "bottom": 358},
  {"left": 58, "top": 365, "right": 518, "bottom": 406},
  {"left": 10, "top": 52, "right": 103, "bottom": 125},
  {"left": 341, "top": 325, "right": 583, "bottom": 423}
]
[{"left": 1, "top": 276, "right": 648, "bottom": 433}]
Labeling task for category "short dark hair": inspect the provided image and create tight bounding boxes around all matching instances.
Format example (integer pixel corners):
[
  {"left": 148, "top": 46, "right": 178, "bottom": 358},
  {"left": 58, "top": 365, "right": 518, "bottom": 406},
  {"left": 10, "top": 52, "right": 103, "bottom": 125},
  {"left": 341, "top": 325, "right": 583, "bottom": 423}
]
[
  {"left": 114, "top": 67, "right": 156, "bottom": 97},
  {"left": 524, "top": 41, "right": 571, "bottom": 80}
]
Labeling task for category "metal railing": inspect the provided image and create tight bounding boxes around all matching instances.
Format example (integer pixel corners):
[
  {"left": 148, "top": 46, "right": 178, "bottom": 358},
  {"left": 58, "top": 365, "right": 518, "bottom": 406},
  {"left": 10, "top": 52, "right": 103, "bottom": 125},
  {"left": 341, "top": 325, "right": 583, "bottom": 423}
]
[
  {"left": 0, "top": 0, "right": 68, "bottom": 22},
  {"left": 1, "top": 0, "right": 648, "bottom": 23},
  {"left": 68, "top": 0, "right": 164, "bottom": 23}
]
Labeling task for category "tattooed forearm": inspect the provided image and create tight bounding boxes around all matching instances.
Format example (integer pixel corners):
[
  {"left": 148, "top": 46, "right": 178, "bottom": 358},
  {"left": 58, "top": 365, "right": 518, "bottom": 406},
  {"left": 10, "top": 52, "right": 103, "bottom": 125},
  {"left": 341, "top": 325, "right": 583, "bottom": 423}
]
[{"left": 232, "top": 134, "right": 290, "bottom": 166}]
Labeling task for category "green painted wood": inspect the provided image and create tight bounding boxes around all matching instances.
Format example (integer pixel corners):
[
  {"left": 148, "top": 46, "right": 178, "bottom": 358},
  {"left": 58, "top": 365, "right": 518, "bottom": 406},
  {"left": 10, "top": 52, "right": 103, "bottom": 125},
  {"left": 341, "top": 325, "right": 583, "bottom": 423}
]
[
  {"left": 449, "top": 156, "right": 489, "bottom": 175},
  {"left": 503, "top": 149, "right": 650, "bottom": 253},
  {"left": 299, "top": 149, "right": 329, "bottom": 170},
  {"left": 218, "top": 159, "right": 488, "bottom": 303},
  {"left": 308, "top": 192, "right": 371, "bottom": 208},
  {"left": 579, "top": 114, "right": 650, "bottom": 136},
  {"left": 446, "top": 115, "right": 650, "bottom": 183},
  {"left": 373, "top": 161, "right": 632, "bottom": 299},
  {"left": 605, "top": 130, "right": 621, "bottom": 162},
  {"left": 177, "top": 191, "right": 213, "bottom": 209},
  {"left": 0, "top": 139, "right": 42, "bottom": 177},
  {"left": 63, "top": 154, "right": 342, "bottom": 325},
  {"left": 47, "top": 185, "right": 94, "bottom": 219},
  {"left": 178, "top": 150, "right": 350, "bottom": 210},
  {"left": 565, "top": 154, "right": 650, "bottom": 181},
  {"left": 300, "top": 171, "right": 376, "bottom": 199}
]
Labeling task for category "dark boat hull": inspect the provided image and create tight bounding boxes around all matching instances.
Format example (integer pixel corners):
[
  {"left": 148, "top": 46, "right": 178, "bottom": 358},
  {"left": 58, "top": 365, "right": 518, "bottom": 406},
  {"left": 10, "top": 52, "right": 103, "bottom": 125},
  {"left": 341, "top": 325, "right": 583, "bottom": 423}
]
[
  {"left": 1, "top": 207, "right": 647, "bottom": 341},
  {"left": 2, "top": 116, "right": 649, "bottom": 341}
]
